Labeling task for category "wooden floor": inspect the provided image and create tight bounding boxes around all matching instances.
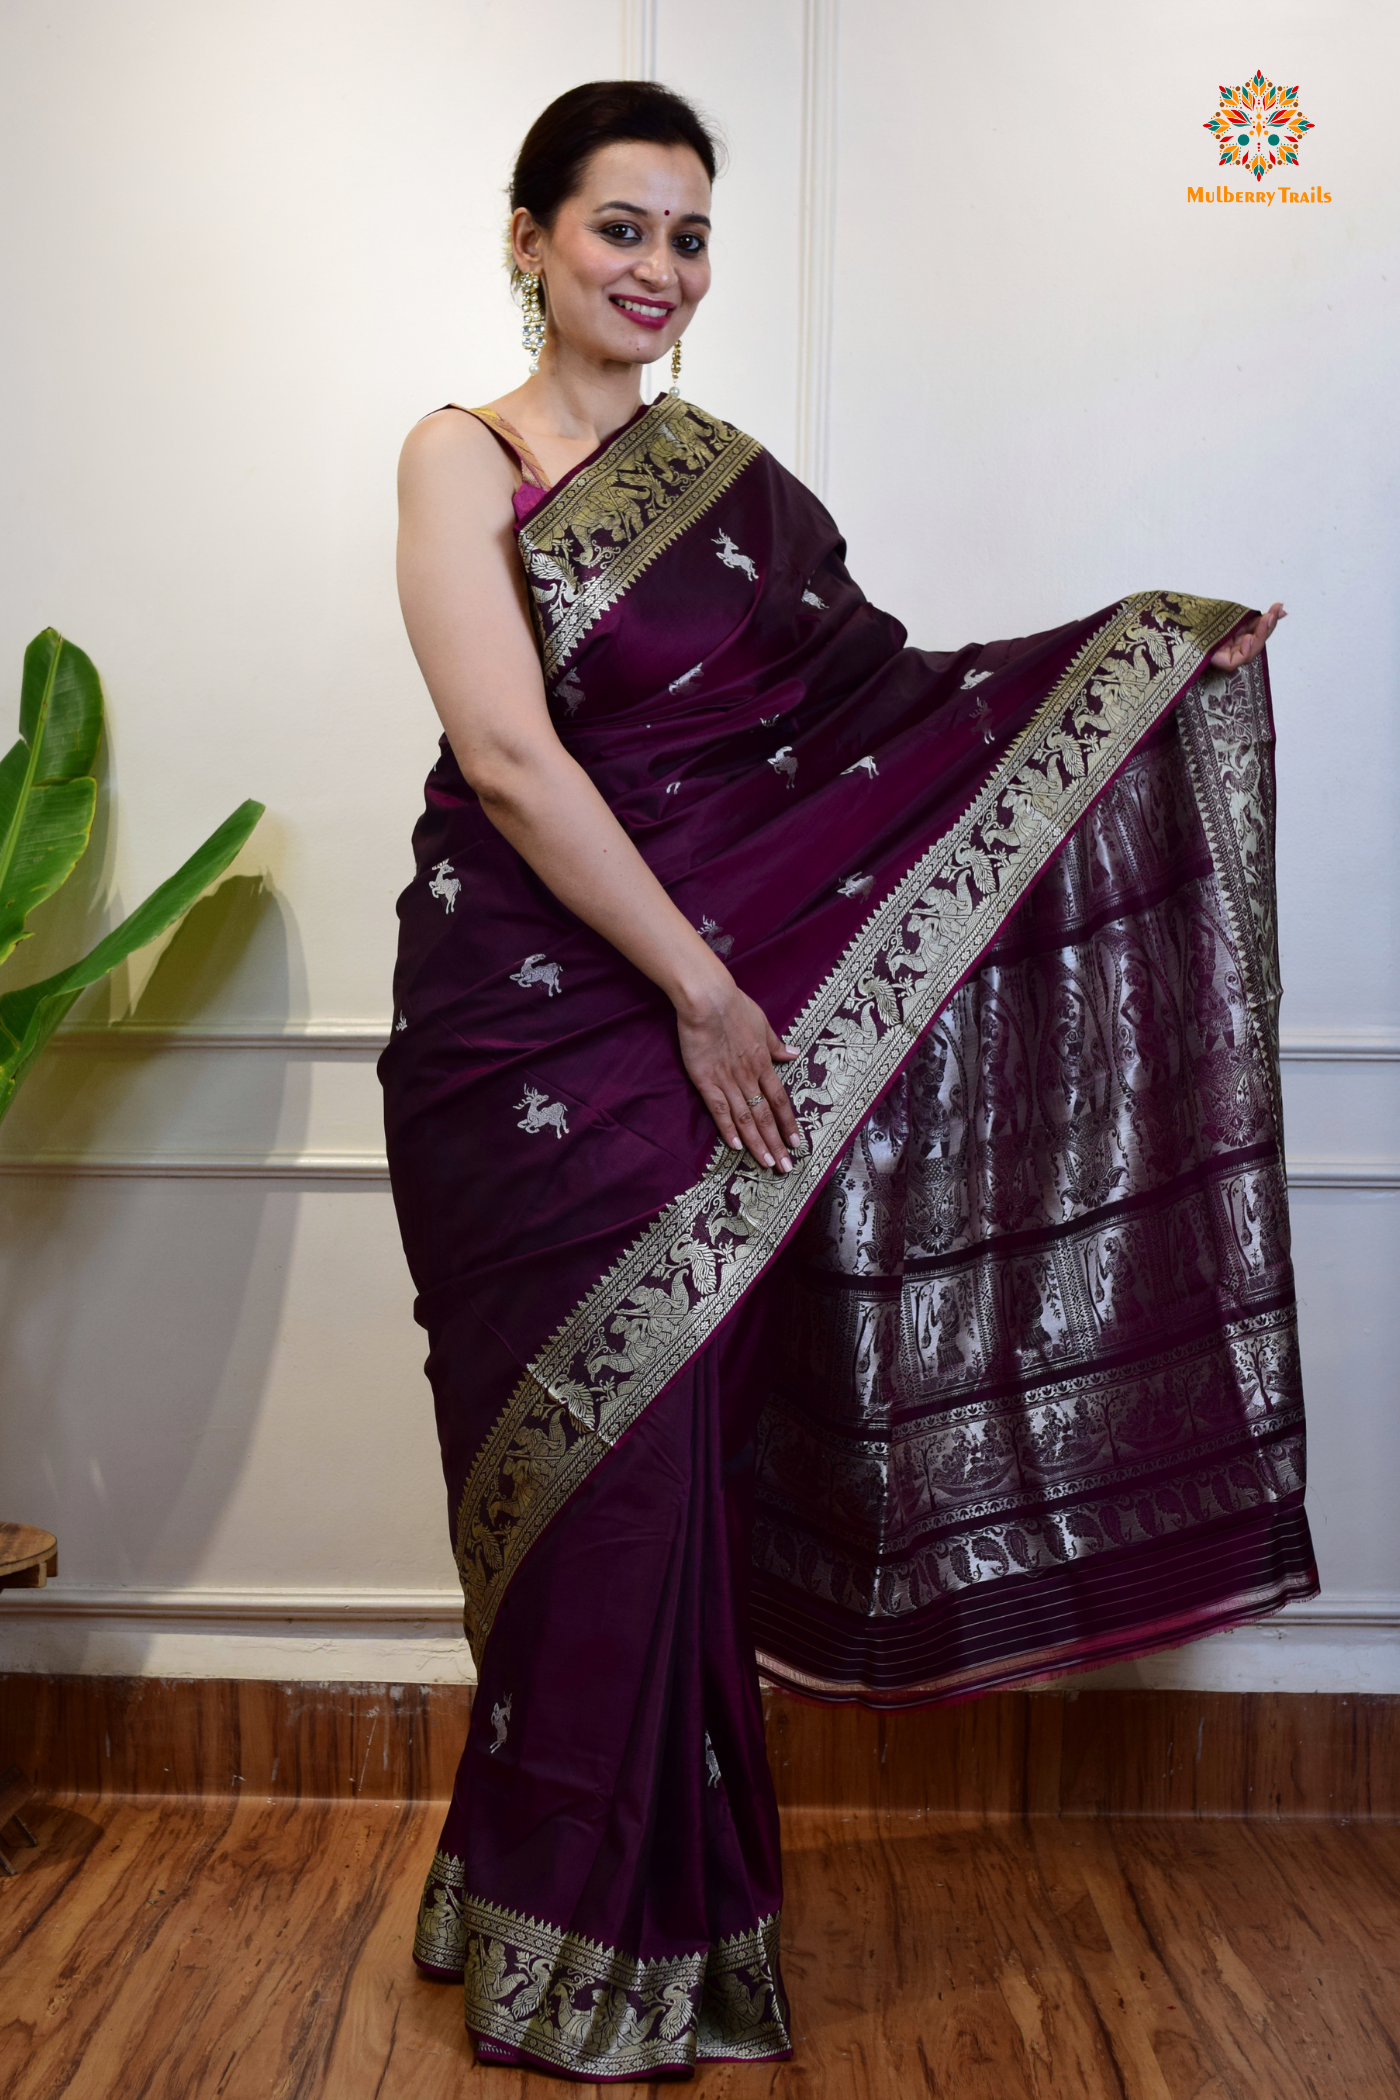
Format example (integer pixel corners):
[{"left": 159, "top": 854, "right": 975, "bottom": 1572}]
[{"left": 2, "top": 1794, "right": 1398, "bottom": 2098}]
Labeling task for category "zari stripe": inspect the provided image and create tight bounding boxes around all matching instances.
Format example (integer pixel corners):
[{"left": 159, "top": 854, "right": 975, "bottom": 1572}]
[
  {"left": 455, "top": 589, "right": 1247, "bottom": 1661},
  {"left": 518, "top": 396, "right": 763, "bottom": 679},
  {"left": 459, "top": 1891, "right": 789, "bottom": 2076}
]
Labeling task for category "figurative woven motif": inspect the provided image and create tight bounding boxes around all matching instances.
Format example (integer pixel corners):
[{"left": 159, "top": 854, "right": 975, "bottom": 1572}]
[
  {"left": 750, "top": 665, "right": 1302, "bottom": 1675},
  {"left": 509, "top": 953, "right": 563, "bottom": 997},
  {"left": 415, "top": 1877, "right": 789, "bottom": 2078},
  {"left": 518, "top": 398, "right": 762, "bottom": 680},
  {"left": 1177, "top": 662, "right": 1285, "bottom": 1133},
  {"left": 452, "top": 591, "right": 1245, "bottom": 1663},
  {"left": 415, "top": 1848, "right": 469, "bottom": 1974}
]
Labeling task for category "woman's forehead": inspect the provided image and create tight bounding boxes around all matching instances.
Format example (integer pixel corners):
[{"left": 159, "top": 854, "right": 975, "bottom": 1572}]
[{"left": 572, "top": 139, "right": 712, "bottom": 211}]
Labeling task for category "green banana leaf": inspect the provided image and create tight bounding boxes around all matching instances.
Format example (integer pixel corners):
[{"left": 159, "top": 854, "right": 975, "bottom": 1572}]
[
  {"left": 0, "top": 624, "right": 265, "bottom": 1127},
  {"left": 0, "top": 798, "right": 265, "bottom": 1124},
  {"left": 0, "top": 630, "right": 102, "bottom": 971}
]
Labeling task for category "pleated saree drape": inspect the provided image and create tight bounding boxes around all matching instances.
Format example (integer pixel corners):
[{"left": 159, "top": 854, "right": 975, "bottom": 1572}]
[{"left": 380, "top": 395, "right": 1316, "bottom": 2079}]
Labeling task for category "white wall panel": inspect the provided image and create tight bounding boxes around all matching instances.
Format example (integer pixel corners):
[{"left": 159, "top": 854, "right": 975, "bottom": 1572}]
[{"left": 827, "top": 0, "right": 1400, "bottom": 1046}]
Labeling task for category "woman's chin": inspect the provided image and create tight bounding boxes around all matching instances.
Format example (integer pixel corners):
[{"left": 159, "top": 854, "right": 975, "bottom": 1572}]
[{"left": 553, "top": 326, "right": 675, "bottom": 373}]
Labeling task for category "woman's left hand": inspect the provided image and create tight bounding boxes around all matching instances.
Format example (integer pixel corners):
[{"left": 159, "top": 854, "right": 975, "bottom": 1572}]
[{"left": 1211, "top": 602, "right": 1285, "bottom": 671}]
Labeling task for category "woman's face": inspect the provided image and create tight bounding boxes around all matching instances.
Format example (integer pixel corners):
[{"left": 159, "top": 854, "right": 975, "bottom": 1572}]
[{"left": 514, "top": 139, "right": 712, "bottom": 371}]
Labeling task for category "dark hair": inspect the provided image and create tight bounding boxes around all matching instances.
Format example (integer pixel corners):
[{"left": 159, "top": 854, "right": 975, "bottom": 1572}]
[{"left": 507, "top": 81, "right": 720, "bottom": 289}]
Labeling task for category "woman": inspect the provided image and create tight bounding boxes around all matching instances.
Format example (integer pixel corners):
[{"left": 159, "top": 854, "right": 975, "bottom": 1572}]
[{"left": 382, "top": 80, "right": 1315, "bottom": 2080}]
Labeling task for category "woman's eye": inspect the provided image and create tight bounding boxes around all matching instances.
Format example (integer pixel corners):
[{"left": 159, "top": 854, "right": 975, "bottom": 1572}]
[
  {"left": 599, "top": 221, "right": 641, "bottom": 242},
  {"left": 674, "top": 234, "right": 706, "bottom": 256}
]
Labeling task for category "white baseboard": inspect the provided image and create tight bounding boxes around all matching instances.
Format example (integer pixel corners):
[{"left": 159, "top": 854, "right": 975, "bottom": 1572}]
[
  {"left": 0, "top": 1587, "right": 472, "bottom": 1683},
  {"left": 1, "top": 1586, "right": 1394, "bottom": 1691},
  {"left": 1070, "top": 1596, "right": 1400, "bottom": 1696}
]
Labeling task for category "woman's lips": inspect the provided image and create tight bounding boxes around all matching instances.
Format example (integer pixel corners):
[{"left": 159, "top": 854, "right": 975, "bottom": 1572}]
[{"left": 609, "top": 295, "right": 674, "bottom": 333}]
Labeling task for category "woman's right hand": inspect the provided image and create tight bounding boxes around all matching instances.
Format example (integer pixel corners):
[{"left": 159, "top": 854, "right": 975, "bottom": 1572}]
[
  {"left": 1211, "top": 602, "right": 1285, "bottom": 670},
  {"left": 675, "top": 974, "right": 803, "bottom": 1173}
]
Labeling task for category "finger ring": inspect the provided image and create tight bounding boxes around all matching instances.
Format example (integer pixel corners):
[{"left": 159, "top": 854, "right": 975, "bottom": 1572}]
[{"left": 746, "top": 1094, "right": 764, "bottom": 1109}]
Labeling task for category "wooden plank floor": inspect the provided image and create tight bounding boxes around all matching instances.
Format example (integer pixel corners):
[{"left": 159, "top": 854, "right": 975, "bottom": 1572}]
[{"left": 2, "top": 1797, "right": 1398, "bottom": 2098}]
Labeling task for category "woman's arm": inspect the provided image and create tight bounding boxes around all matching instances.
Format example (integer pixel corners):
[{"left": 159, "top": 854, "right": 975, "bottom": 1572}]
[{"left": 396, "top": 411, "right": 801, "bottom": 1173}]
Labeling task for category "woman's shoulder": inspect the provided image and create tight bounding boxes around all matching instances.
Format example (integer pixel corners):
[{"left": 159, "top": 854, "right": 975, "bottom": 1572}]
[
  {"left": 401, "top": 403, "right": 508, "bottom": 467},
  {"left": 398, "top": 406, "right": 518, "bottom": 521}
]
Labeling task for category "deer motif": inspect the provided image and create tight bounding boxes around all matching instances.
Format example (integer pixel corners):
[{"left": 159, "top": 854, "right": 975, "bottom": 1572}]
[
  {"left": 767, "top": 746, "right": 798, "bottom": 788},
  {"left": 837, "top": 873, "right": 874, "bottom": 899},
  {"left": 509, "top": 953, "right": 563, "bottom": 997},
  {"left": 428, "top": 859, "right": 460, "bottom": 912},
  {"left": 802, "top": 587, "right": 827, "bottom": 610},
  {"left": 842, "top": 755, "right": 879, "bottom": 781},
  {"left": 488, "top": 1693, "right": 512, "bottom": 1753},
  {"left": 713, "top": 528, "right": 758, "bottom": 582},
  {"left": 556, "top": 668, "right": 585, "bottom": 714},
  {"left": 516, "top": 1087, "right": 569, "bottom": 1139},
  {"left": 698, "top": 916, "right": 734, "bottom": 959}
]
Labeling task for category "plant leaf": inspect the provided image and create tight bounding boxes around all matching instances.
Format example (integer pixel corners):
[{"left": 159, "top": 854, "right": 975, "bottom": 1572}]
[
  {"left": 18, "top": 628, "right": 102, "bottom": 776},
  {"left": 0, "top": 986, "right": 84, "bottom": 1121},
  {"left": 0, "top": 797, "right": 265, "bottom": 1125},
  {"left": 0, "top": 631, "right": 104, "bottom": 970}
]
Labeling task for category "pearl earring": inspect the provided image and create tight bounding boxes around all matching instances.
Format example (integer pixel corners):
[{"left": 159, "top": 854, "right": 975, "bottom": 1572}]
[
  {"left": 669, "top": 337, "right": 682, "bottom": 396},
  {"left": 521, "top": 272, "right": 545, "bottom": 373}
]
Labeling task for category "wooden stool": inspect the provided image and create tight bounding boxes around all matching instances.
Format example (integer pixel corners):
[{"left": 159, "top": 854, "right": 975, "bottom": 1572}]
[
  {"left": 0, "top": 1522, "right": 58, "bottom": 1875},
  {"left": 0, "top": 1523, "right": 58, "bottom": 1594}
]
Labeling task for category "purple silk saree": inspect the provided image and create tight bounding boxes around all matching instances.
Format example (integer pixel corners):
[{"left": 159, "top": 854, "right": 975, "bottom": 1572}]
[{"left": 380, "top": 395, "right": 1317, "bottom": 2079}]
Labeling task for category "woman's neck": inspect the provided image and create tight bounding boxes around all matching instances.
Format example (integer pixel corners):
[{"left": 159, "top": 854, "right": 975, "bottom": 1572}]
[{"left": 487, "top": 345, "right": 653, "bottom": 461}]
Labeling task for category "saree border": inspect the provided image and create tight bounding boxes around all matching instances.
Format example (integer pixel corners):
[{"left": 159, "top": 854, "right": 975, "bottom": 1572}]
[
  {"left": 459, "top": 1890, "right": 790, "bottom": 2076},
  {"left": 1177, "top": 659, "right": 1285, "bottom": 1135},
  {"left": 752, "top": 1296, "right": 1305, "bottom": 1603},
  {"left": 455, "top": 589, "right": 1247, "bottom": 1662},
  {"left": 518, "top": 396, "right": 763, "bottom": 680},
  {"left": 752, "top": 1499, "right": 1318, "bottom": 1708}
]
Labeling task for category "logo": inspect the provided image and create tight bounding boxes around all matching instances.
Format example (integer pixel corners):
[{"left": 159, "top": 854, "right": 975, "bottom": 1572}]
[{"left": 1203, "top": 70, "right": 1313, "bottom": 184}]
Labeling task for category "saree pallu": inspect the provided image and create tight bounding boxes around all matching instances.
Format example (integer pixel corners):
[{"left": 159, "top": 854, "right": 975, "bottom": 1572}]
[{"left": 381, "top": 396, "right": 1317, "bottom": 2079}]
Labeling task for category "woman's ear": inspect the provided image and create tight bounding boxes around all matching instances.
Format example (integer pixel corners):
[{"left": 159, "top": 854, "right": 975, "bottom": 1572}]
[{"left": 511, "top": 206, "right": 544, "bottom": 275}]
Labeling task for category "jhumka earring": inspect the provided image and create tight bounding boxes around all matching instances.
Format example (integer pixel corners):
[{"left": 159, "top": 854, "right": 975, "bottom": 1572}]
[
  {"left": 521, "top": 271, "right": 546, "bottom": 373},
  {"left": 669, "top": 336, "right": 683, "bottom": 396}
]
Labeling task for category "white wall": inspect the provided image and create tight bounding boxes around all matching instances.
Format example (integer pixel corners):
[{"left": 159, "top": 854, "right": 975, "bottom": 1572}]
[{"left": 1, "top": 0, "right": 1396, "bottom": 1689}]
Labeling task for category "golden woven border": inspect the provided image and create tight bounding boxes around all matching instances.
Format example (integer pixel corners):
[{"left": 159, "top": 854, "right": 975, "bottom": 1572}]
[
  {"left": 518, "top": 396, "right": 763, "bottom": 679},
  {"left": 461, "top": 1893, "right": 789, "bottom": 2075}
]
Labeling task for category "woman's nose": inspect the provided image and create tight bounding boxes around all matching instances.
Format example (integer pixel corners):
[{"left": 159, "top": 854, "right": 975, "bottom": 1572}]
[{"left": 633, "top": 246, "right": 675, "bottom": 288}]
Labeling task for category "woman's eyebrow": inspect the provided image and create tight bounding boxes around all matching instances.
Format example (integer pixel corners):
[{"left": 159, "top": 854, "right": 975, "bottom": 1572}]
[{"left": 595, "top": 199, "right": 712, "bottom": 228}]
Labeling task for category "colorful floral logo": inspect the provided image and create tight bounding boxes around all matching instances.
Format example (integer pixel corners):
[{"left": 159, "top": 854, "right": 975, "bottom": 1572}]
[{"left": 1204, "top": 71, "right": 1314, "bottom": 184}]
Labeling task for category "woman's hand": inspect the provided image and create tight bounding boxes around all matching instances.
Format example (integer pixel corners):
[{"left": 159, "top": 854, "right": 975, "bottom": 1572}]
[
  {"left": 675, "top": 976, "right": 803, "bottom": 1173},
  {"left": 1211, "top": 602, "right": 1285, "bottom": 671}
]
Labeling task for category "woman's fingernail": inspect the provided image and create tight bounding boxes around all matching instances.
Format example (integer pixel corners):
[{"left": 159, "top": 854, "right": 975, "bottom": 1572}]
[
  {"left": 730, "top": 1137, "right": 743, "bottom": 1150},
  {"left": 779, "top": 1156, "right": 792, "bottom": 1173},
  {"left": 763, "top": 1152, "right": 775, "bottom": 1168}
]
